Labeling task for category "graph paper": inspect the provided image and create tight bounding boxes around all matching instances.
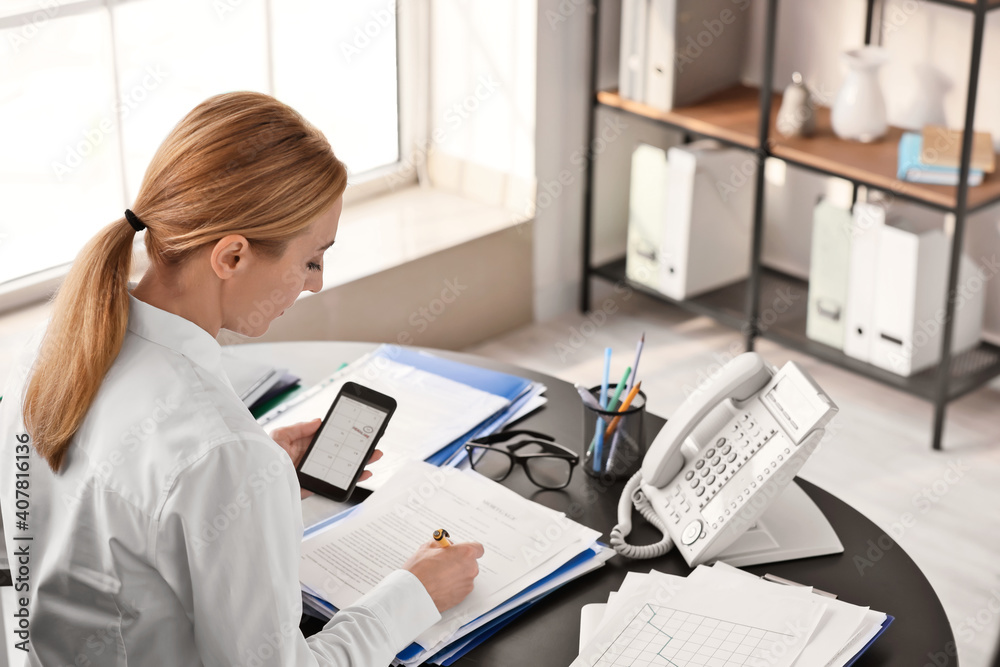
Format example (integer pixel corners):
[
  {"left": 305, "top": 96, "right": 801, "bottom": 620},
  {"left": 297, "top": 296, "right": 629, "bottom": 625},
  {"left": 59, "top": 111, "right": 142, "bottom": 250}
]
[{"left": 593, "top": 603, "right": 793, "bottom": 667}]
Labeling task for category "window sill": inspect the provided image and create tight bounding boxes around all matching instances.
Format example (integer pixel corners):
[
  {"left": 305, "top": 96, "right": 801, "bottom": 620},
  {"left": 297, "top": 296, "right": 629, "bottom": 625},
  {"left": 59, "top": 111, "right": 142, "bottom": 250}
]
[{"left": 306, "top": 184, "right": 529, "bottom": 298}]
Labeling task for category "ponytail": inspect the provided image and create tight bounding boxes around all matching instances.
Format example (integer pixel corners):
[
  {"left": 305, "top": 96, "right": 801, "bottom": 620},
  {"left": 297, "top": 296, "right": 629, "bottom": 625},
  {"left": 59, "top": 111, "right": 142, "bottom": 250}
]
[
  {"left": 21, "top": 91, "right": 347, "bottom": 471},
  {"left": 24, "top": 219, "right": 136, "bottom": 471}
]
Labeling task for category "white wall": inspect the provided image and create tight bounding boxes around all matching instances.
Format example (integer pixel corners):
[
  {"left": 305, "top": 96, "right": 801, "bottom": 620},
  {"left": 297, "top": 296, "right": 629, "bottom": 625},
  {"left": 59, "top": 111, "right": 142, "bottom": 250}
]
[{"left": 532, "top": 0, "right": 595, "bottom": 320}]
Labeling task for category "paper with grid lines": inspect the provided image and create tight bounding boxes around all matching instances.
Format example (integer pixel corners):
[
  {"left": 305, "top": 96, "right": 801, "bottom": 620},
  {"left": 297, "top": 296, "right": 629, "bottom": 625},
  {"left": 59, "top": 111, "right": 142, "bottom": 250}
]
[
  {"left": 573, "top": 567, "right": 825, "bottom": 667},
  {"left": 595, "top": 604, "right": 794, "bottom": 667}
]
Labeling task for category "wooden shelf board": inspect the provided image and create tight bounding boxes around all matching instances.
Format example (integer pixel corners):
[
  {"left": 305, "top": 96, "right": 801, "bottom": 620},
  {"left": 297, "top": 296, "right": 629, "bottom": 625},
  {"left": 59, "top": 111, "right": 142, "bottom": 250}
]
[
  {"left": 597, "top": 86, "right": 761, "bottom": 150},
  {"left": 771, "top": 105, "right": 1000, "bottom": 211},
  {"left": 598, "top": 86, "right": 1000, "bottom": 211}
]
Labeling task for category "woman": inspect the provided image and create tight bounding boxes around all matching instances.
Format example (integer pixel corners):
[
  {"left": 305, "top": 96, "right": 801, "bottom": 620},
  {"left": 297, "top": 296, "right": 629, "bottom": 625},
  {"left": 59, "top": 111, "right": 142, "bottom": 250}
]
[{"left": 0, "top": 92, "right": 483, "bottom": 666}]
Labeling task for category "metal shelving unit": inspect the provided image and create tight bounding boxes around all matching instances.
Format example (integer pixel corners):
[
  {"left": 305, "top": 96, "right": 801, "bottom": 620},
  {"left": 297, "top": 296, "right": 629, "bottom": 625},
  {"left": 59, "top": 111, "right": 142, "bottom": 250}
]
[{"left": 581, "top": 0, "right": 1000, "bottom": 450}]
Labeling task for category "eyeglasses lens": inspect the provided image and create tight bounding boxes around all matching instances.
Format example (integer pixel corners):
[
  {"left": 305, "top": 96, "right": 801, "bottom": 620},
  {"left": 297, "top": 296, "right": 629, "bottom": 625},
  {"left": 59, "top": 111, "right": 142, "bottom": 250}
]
[
  {"left": 519, "top": 442, "right": 574, "bottom": 489},
  {"left": 468, "top": 445, "right": 513, "bottom": 481}
]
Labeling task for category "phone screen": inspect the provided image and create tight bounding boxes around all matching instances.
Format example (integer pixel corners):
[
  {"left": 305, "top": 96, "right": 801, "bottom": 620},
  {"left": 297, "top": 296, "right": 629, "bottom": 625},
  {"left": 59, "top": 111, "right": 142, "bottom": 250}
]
[{"left": 297, "top": 382, "right": 396, "bottom": 501}]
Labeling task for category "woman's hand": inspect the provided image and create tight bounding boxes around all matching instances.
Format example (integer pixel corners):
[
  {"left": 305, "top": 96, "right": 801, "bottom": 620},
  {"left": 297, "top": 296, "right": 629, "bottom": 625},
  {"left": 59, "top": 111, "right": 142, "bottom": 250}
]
[
  {"left": 403, "top": 540, "right": 485, "bottom": 613},
  {"left": 271, "top": 419, "right": 383, "bottom": 499},
  {"left": 270, "top": 418, "right": 321, "bottom": 468}
]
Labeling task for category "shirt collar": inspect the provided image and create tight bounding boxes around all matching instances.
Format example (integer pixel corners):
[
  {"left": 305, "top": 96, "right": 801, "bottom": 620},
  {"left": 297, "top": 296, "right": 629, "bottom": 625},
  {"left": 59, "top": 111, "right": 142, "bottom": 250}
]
[{"left": 126, "top": 289, "right": 229, "bottom": 385}]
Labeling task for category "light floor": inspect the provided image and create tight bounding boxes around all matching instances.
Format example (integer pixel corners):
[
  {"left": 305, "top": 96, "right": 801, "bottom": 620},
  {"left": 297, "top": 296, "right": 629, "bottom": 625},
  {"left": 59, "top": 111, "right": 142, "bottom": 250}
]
[{"left": 466, "top": 286, "right": 1000, "bottom": 667}]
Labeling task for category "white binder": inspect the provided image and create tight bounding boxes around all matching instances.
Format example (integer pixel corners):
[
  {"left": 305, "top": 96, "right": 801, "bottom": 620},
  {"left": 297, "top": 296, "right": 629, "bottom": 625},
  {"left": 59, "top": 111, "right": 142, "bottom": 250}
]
[
  {"left": 842, "top": 201, "right": 885, "bottom": 363},
  {"left": 644, "top": 0, "right": 676, "bottom": 111},
  {"left": 643, "top": 0, "right": 751, "bottom": 112},
  {"left": 658, "top": 141, "right": 753, "bottom": 299},
  {"left": 869, "top": 221, "right": 984, "bottom": 376},
  {"left": 806, "top": 199, "right": 853, "bottom": 350},
  {"left": 619, "top": 0, "right": 649, "bottom": 101},
  {"left": 625, "top": 143, "right": 670, "bottom": 290}
]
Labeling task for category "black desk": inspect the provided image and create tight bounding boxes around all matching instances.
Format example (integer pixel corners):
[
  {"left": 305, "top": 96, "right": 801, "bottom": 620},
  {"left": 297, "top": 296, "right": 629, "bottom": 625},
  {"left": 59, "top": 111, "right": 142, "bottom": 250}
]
[{"left": 242, "top": 342, "right": 957, "bottom": 667}]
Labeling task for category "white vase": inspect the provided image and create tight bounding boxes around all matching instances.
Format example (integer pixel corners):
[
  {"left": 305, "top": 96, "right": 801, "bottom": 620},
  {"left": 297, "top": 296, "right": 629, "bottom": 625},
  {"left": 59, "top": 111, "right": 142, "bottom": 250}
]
[{"left": 831, "top": 46, "right": 888, "bottom": 143}]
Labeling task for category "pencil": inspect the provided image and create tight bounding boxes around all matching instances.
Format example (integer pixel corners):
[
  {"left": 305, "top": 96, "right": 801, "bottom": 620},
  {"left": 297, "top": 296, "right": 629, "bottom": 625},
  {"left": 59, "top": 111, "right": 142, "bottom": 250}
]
[{"left": 605, "top": 381, "right": 641, "bottom": 438}]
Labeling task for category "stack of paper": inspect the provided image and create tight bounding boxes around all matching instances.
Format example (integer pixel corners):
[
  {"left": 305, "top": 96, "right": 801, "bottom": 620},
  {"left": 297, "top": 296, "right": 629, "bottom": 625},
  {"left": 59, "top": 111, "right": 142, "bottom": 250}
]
[
  {"left": 221, "top": 348, "right": 299, "bottom": 412},
  {"left": 300, "top": 462, "right": 614, "bottom": 665},
  {"left": 575, "top": 564, "right": 891, "bottom": 667},
  {"left": 258, "top": 345, "right": 547, "bottom": 493}
]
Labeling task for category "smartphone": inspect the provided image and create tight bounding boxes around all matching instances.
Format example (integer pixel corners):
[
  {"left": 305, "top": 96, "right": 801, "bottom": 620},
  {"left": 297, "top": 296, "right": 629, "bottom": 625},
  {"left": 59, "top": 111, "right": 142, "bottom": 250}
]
[{"left": 296, "top": 381, "right": 397, "bottom": 501}]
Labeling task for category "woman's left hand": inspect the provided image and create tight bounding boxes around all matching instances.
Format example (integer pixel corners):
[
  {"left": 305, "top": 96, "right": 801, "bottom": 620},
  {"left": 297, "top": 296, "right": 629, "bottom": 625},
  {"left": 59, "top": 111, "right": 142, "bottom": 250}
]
[
  {"left": 270, "top": 419, "right": 384, "bottom": 499},
  {"left": 271, "top": 419, "right": 320, "bottom": 499},
  {"left": 271, "top": 418, "right": 321, "bottom": 468}
]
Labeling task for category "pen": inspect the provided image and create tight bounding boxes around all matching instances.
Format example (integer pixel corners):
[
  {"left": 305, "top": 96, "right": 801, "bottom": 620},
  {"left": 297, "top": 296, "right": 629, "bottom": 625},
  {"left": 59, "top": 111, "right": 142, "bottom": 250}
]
[
  {"left": 605, "top": 381, "right": 641, "bottom": 438},
  {"left": 593, "top": 349, "right": 613, "bottom": 472},
  {"left": 432, "top": 528, "right": 452, "bottom": 547},
  {"left": 588, "top": 365, "right": 632, "bottom": 467},
  {"left": 626, "top": 333, "right": 645, "bottom": 391},
  {"left": 574, "top": 384, "right": 605, "bottom": 412},
  {"left": 604, "top": 366, "right": 632, "bottom": 414}
]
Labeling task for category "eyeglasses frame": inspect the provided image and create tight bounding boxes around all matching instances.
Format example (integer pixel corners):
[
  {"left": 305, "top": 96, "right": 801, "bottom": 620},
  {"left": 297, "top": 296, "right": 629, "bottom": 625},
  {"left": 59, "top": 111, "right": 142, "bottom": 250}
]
[{"left": 465, "top": 430, "right": 580, "bottom": 490}]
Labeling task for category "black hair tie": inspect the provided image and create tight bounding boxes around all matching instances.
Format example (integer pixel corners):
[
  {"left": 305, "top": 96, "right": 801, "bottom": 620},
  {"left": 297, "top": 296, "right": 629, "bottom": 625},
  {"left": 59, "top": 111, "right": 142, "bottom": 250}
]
[{"left": 124, "top": 209, "right": 146, "bottom": 232}]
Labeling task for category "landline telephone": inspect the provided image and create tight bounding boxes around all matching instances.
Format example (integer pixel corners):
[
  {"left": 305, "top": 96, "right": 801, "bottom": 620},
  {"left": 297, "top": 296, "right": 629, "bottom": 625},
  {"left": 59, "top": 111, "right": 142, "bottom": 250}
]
[{"left": 611, "top": 352, "right": 838, "bottom": 566}]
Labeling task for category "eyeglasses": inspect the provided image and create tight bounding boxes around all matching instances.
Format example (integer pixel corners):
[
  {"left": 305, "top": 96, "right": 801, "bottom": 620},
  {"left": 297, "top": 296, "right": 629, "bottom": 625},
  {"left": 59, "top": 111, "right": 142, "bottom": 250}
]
[{"left": 465, "top": 430, "right": 579, "bottom": 490}]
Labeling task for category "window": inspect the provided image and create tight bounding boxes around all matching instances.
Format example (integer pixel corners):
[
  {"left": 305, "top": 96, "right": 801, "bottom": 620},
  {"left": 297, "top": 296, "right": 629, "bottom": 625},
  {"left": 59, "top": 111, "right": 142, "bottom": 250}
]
[{"left": 0, "top": 0, "right": 405, "bottom": 292}]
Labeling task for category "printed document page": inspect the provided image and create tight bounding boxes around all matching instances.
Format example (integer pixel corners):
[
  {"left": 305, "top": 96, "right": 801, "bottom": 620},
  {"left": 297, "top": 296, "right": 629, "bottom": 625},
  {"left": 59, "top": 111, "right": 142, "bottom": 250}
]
[{"left": 300, "top": 462, "right": 600, "bottom": 648}]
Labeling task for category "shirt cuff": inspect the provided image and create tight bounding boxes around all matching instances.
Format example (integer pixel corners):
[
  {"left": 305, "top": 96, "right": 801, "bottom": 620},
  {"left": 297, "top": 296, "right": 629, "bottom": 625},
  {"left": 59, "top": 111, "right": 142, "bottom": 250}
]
[{"left": 342, "top": 569, "right": 442, "bottom": 650}]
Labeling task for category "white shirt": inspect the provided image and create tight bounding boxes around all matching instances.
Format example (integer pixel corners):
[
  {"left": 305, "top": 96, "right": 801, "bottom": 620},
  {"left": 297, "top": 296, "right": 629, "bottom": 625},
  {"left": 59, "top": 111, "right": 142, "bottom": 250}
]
[{"left": 0, "top": 294, "right": 440, "bottom": 666}]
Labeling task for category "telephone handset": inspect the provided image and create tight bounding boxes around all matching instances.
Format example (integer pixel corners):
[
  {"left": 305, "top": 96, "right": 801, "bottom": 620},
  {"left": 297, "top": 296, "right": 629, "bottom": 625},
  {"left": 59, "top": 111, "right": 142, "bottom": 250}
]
[{"left": 611, "top": 352, "right": 838, "bottom": 566}]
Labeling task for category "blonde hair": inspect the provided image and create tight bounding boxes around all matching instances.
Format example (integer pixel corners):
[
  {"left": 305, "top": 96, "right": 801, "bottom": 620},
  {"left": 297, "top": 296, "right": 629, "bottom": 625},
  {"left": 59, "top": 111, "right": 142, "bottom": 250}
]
[{"left": 24, "top": 92, "right": 347, "bottom": 471}]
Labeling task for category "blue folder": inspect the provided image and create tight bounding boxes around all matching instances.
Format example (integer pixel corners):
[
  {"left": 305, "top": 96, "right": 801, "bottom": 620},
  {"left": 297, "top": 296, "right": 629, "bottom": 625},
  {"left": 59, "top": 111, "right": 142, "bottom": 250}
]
[
  {"left": 844, "top": 615, "right": 894, "bottom": 667},
  {"left": 395, "top": 545, "right": 604, "bottom": 663},
  {"left": 376, "top": 346, "right": 533, "bottom": 403}
]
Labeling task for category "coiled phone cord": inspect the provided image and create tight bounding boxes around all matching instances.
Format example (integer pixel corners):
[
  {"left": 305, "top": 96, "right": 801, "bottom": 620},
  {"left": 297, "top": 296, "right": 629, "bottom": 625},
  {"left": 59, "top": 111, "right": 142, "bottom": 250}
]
[{"left": 609, "top": 471, "right": 674, "bottom": 559}]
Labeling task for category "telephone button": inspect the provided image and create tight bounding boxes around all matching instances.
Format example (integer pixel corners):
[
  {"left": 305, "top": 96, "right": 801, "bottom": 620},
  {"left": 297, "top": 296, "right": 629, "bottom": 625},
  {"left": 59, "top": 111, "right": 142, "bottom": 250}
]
[
  {"left": 705, "top": 475, "right": 716, "bottom": 485},
  {"left": 690, "top": 478, "right": 699, "bottom": 488},
  {"left": 681, "top": 520, "right": 703, "bottom": 545},
  {"left": 721, "top": 444, "right": 732, "bottom": 455},
  {"left": 715, "top": 464, "right": 725, "bottom": 474},
  {"left": 695, "top": 460, "right": 706, "bottom": 470},
  {"left": 700, "top": 467, "right": 710, "bottom": 477},
  {"left": 684, "top": 470, "right": 695, "bottom": 481},
  {"left": 716, "top": 437, "right": 727, "bottom": 447},
  {"left": 706, "top": 448, "right": 716, "bottom": 458},
  {"left": 695, "top": 487, "right": 705, "bottom": 497},
  {"left": 727, "top": 452, "right": 737, "bottom": 463},
  {"left": 741, "top": 413, "right": 750, "bottom": 422}
]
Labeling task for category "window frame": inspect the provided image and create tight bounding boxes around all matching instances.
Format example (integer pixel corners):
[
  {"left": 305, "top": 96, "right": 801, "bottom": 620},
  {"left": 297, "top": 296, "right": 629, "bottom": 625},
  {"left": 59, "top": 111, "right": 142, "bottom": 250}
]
[{"left": 0, "top": 0, "right": 427, "bottom": 312}]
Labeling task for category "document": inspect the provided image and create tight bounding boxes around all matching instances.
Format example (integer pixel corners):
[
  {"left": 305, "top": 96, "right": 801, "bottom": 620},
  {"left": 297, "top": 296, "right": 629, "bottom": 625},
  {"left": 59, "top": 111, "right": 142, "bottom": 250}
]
[
  {"left": 574, "top": 566, "right": 827, "bottom": 667},
  {"left": 301, "top": 462, "right": 600, "bottom": 649},
  {"left": 264, "top": 353, "right": 509, "bottom": 489}
]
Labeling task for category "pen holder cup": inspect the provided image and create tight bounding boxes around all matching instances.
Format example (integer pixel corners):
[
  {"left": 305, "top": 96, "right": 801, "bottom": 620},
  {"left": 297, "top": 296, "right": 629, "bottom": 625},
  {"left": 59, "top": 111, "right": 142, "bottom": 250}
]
[{"left": 582, "top": 384, "right": 647, "bottom": 480}]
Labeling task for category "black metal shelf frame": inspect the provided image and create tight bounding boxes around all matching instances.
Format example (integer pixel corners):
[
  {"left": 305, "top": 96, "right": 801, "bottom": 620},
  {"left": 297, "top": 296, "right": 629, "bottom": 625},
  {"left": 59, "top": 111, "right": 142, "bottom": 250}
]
[{"left": 580, "top": 0, "right": 1000, "bottom": 450}]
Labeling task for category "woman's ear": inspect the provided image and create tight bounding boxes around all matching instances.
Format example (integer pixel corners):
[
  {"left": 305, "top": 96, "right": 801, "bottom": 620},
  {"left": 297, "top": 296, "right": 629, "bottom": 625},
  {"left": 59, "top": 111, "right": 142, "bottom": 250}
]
[{"left": 210, "top": 235, "right": 251, "bottom": 280}]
